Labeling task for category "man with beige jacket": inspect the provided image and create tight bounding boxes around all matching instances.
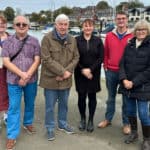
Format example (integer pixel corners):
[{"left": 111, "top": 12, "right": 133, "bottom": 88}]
[{"left": 40, "top": 14, "right": 79, "bottom": 141}]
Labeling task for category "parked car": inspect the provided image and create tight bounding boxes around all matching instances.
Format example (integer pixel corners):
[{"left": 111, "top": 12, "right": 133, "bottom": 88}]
[
  {"left": 100, "top": 24, "right": 115, "bottom": 38},
  {"left": 69, "top": 27, "right": 81, "bottom": 37},
  {"left": 41, "top": 23, "right": 54, "bottom": 34},
  {"left": 92, "top": 29, "right": 100, "bottom": 37},
  {"left": 68, "top": 30, "right": 80, "bottom": 37}
]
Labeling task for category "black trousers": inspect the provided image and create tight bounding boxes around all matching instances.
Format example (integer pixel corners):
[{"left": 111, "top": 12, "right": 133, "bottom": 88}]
[{"left": 78, "top": 92, "right": 97, "bottom": 120}]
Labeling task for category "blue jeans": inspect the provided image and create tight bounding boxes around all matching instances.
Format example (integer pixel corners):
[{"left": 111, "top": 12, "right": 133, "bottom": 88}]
[
  {"left": 126, "top": 96, "right": 150, "bottom": 126},
  {"left": 105, "top": 70, "right": 129, "bottom": 125},
  {"left": 7, "top": 82, "right": 37, "bottom": 139},
  {"left": 44, "top": 88, "right": 70, "bottom": 131}
]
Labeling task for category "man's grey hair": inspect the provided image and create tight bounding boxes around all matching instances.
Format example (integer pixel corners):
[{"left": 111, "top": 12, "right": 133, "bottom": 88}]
[
  {"left": 55, "top": 14, "right": 69, "bottom": 23},
  {"left": 133, "top": 20, "right": 150, "bottom": 36},
  {"left": 13, "top": 15, "right": 30, "bottom": 25}
]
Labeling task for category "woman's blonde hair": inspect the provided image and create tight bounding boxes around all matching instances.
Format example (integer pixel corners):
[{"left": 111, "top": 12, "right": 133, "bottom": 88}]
[{"left": 133, "top": 20, "right": 150, "bottom": 36}]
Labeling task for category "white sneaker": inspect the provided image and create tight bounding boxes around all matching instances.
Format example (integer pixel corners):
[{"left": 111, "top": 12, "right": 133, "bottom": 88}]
[{"left": 3, "top": 112, "right": 7, "bottom": 125}]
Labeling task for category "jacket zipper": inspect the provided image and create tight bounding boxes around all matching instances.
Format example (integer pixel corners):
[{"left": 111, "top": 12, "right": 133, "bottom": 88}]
[{"left": 127, "top": 90, "right": 131, "bottom": 98}]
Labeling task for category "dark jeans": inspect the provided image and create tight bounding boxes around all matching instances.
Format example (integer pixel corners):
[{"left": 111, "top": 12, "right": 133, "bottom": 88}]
[
  {"left": 105, "top": 70, "right": 129, "bottom": 125},
  {"left": 78, "top": 92, "right": 97, "bottom": 120},
  {"left": 126, "top": 96, "right": 150, "bottom": 126},
  {"left": 44, "top": 88, "right": 70, "bottom": 131}
]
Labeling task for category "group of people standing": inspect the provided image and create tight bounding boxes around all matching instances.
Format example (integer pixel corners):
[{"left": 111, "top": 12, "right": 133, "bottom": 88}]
[{"left": 0, "top": 11, "right": 150, "bottom": 150}]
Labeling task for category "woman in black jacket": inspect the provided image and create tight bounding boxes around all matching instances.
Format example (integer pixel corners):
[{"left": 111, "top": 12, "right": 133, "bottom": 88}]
[
  {"left": 119, "top": 20, "right": 150, "bottom": 150},
  {"left": 74, "top": 19, "right": 104, "bottom": 132}
]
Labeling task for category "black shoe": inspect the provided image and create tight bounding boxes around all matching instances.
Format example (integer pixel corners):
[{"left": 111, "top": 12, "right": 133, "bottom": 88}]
[
  {"left": 79, "top": 119, "right": 86, "bottom": 131},
  {"left": 124, "top": 131, "right": 138, "bottom": 144},
  {"left": 87, "top": 120, "right": 94, "bottom": 132},
  {"left": 141, "top": 139, "right": 150, "bottom": 150}
]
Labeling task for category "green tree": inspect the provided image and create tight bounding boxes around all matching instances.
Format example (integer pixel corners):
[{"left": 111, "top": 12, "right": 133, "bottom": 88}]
[
  {"left": 54, "top": 6, "right": 73, "bottom": 19},
  {"left": 116, "top": 2, "right": 129, "bottom": 12},
  {"left": 44, "top": 10, "right": 52, "bottom": 22},
  {"left": 60, "top": 6, "right": 73, "bottom": 15},
  {"left": 128, "top": 0, "right": 144, "bottom": 9},
  {"left": 4, "top": 7, "right": 15, "bottom": 22},
  {"left": 30, "top": 12, "right": 41, "bottom": 22},
  {"left": 96, "top": 1, "right": 110, "bottom": 10},
  {"left": 38, "top": 17, "right": 48, "bottom": 25},
  {"left": 116, "top": 0, "right": 144, "bottom": 11}
]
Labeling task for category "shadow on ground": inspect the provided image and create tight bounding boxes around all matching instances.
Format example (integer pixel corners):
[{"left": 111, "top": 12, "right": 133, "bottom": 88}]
[{"left": 0, "top": 79, "right": 142, "bottom": 150}]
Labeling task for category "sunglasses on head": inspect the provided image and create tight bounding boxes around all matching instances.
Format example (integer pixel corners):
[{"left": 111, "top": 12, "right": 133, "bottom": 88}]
[{"left": 15, "top": 23, "right": 28, "bottom": 27}]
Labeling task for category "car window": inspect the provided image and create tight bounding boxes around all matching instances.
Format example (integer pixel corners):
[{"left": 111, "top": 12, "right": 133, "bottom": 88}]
[{"left": 101, "top": 25, "right": 115, "bottom": 34}]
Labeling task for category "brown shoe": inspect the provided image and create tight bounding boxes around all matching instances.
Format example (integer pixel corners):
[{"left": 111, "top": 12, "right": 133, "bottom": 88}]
[
  {"left": 23, "top": 125, "right": 36, "bottom": 134},
  {"left": 97, "top": 120, "right": 111, "bottom": 128},
  {"left": 6, "top": 139, "right": 16, "bottom": 150},
  {"left": 123, "top": 125, "right": 131, "bottom": 135}
]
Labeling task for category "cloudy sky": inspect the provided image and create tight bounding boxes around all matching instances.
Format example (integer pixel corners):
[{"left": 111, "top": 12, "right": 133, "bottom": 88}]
[{"left": 0, "top": 0, "right": 149, "bottom": 13}]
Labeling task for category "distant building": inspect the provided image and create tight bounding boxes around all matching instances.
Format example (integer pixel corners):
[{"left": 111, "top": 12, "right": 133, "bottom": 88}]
[
  {"left": 97, "top": 8, "right": 113, "bottom": 21},
  {"left": 128, "top": 7, "right": 150, "bottom": 21},
  {"left": 128, "top": 8, "right": 145, "bottom": 21},
  {"left": 69, "top": 6, "right": 113, "bottom": 24},
  {"left": 144, "top": 6, "right": 150, "bottom": 21}
]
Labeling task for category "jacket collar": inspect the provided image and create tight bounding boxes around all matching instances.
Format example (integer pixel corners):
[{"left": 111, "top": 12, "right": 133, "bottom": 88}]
[
  {"left": 129, "top": 35, "right": 150, "bottom": 46},
  {"left": 51, "top": 28, "right": 71, "bottom": 44},
  {"left": 78, "top": 33, "right": 96, "bottom": 41},
  {"left": 112, "top": 28, "right": 132, "bottom": 37}
]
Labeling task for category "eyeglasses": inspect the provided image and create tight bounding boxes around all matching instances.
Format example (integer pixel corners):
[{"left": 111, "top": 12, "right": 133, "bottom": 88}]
[
  {"left": 116, "top": 17, "right": 127, "bottom": 21},
  {"left": 15, "top": 23, "right": 28, "bottom": 28},
  {"left": 136, "top": 28, "right": 147, "bottom": 32}
]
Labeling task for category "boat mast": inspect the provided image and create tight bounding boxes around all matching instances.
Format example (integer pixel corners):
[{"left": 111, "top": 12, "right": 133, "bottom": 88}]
[{"left": 51, "top": 0, "right": 55, "bottom": 23}]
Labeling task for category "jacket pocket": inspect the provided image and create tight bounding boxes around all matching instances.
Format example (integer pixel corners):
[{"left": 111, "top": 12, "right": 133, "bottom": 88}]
[
  {"left": 49, "top": 48, "right": 61, "bottom": 61},
  {"left": 66, "top": 46, "right": 74, "bottom": 61}
]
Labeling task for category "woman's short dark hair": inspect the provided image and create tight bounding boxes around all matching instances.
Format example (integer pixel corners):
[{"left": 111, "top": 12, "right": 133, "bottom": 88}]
[{"left": 82, "top": 19, "right": 94, "bottom": 26}]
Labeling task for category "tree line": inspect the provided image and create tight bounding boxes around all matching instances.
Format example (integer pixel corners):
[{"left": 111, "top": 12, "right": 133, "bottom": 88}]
[{"left": 0, "top": 0, "right": 145, "bottom": 24}]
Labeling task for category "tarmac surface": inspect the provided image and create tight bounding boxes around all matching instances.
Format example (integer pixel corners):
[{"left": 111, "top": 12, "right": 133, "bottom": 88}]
[{"left": 0, "top": 79, "right": 142, "bottom": 150}]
